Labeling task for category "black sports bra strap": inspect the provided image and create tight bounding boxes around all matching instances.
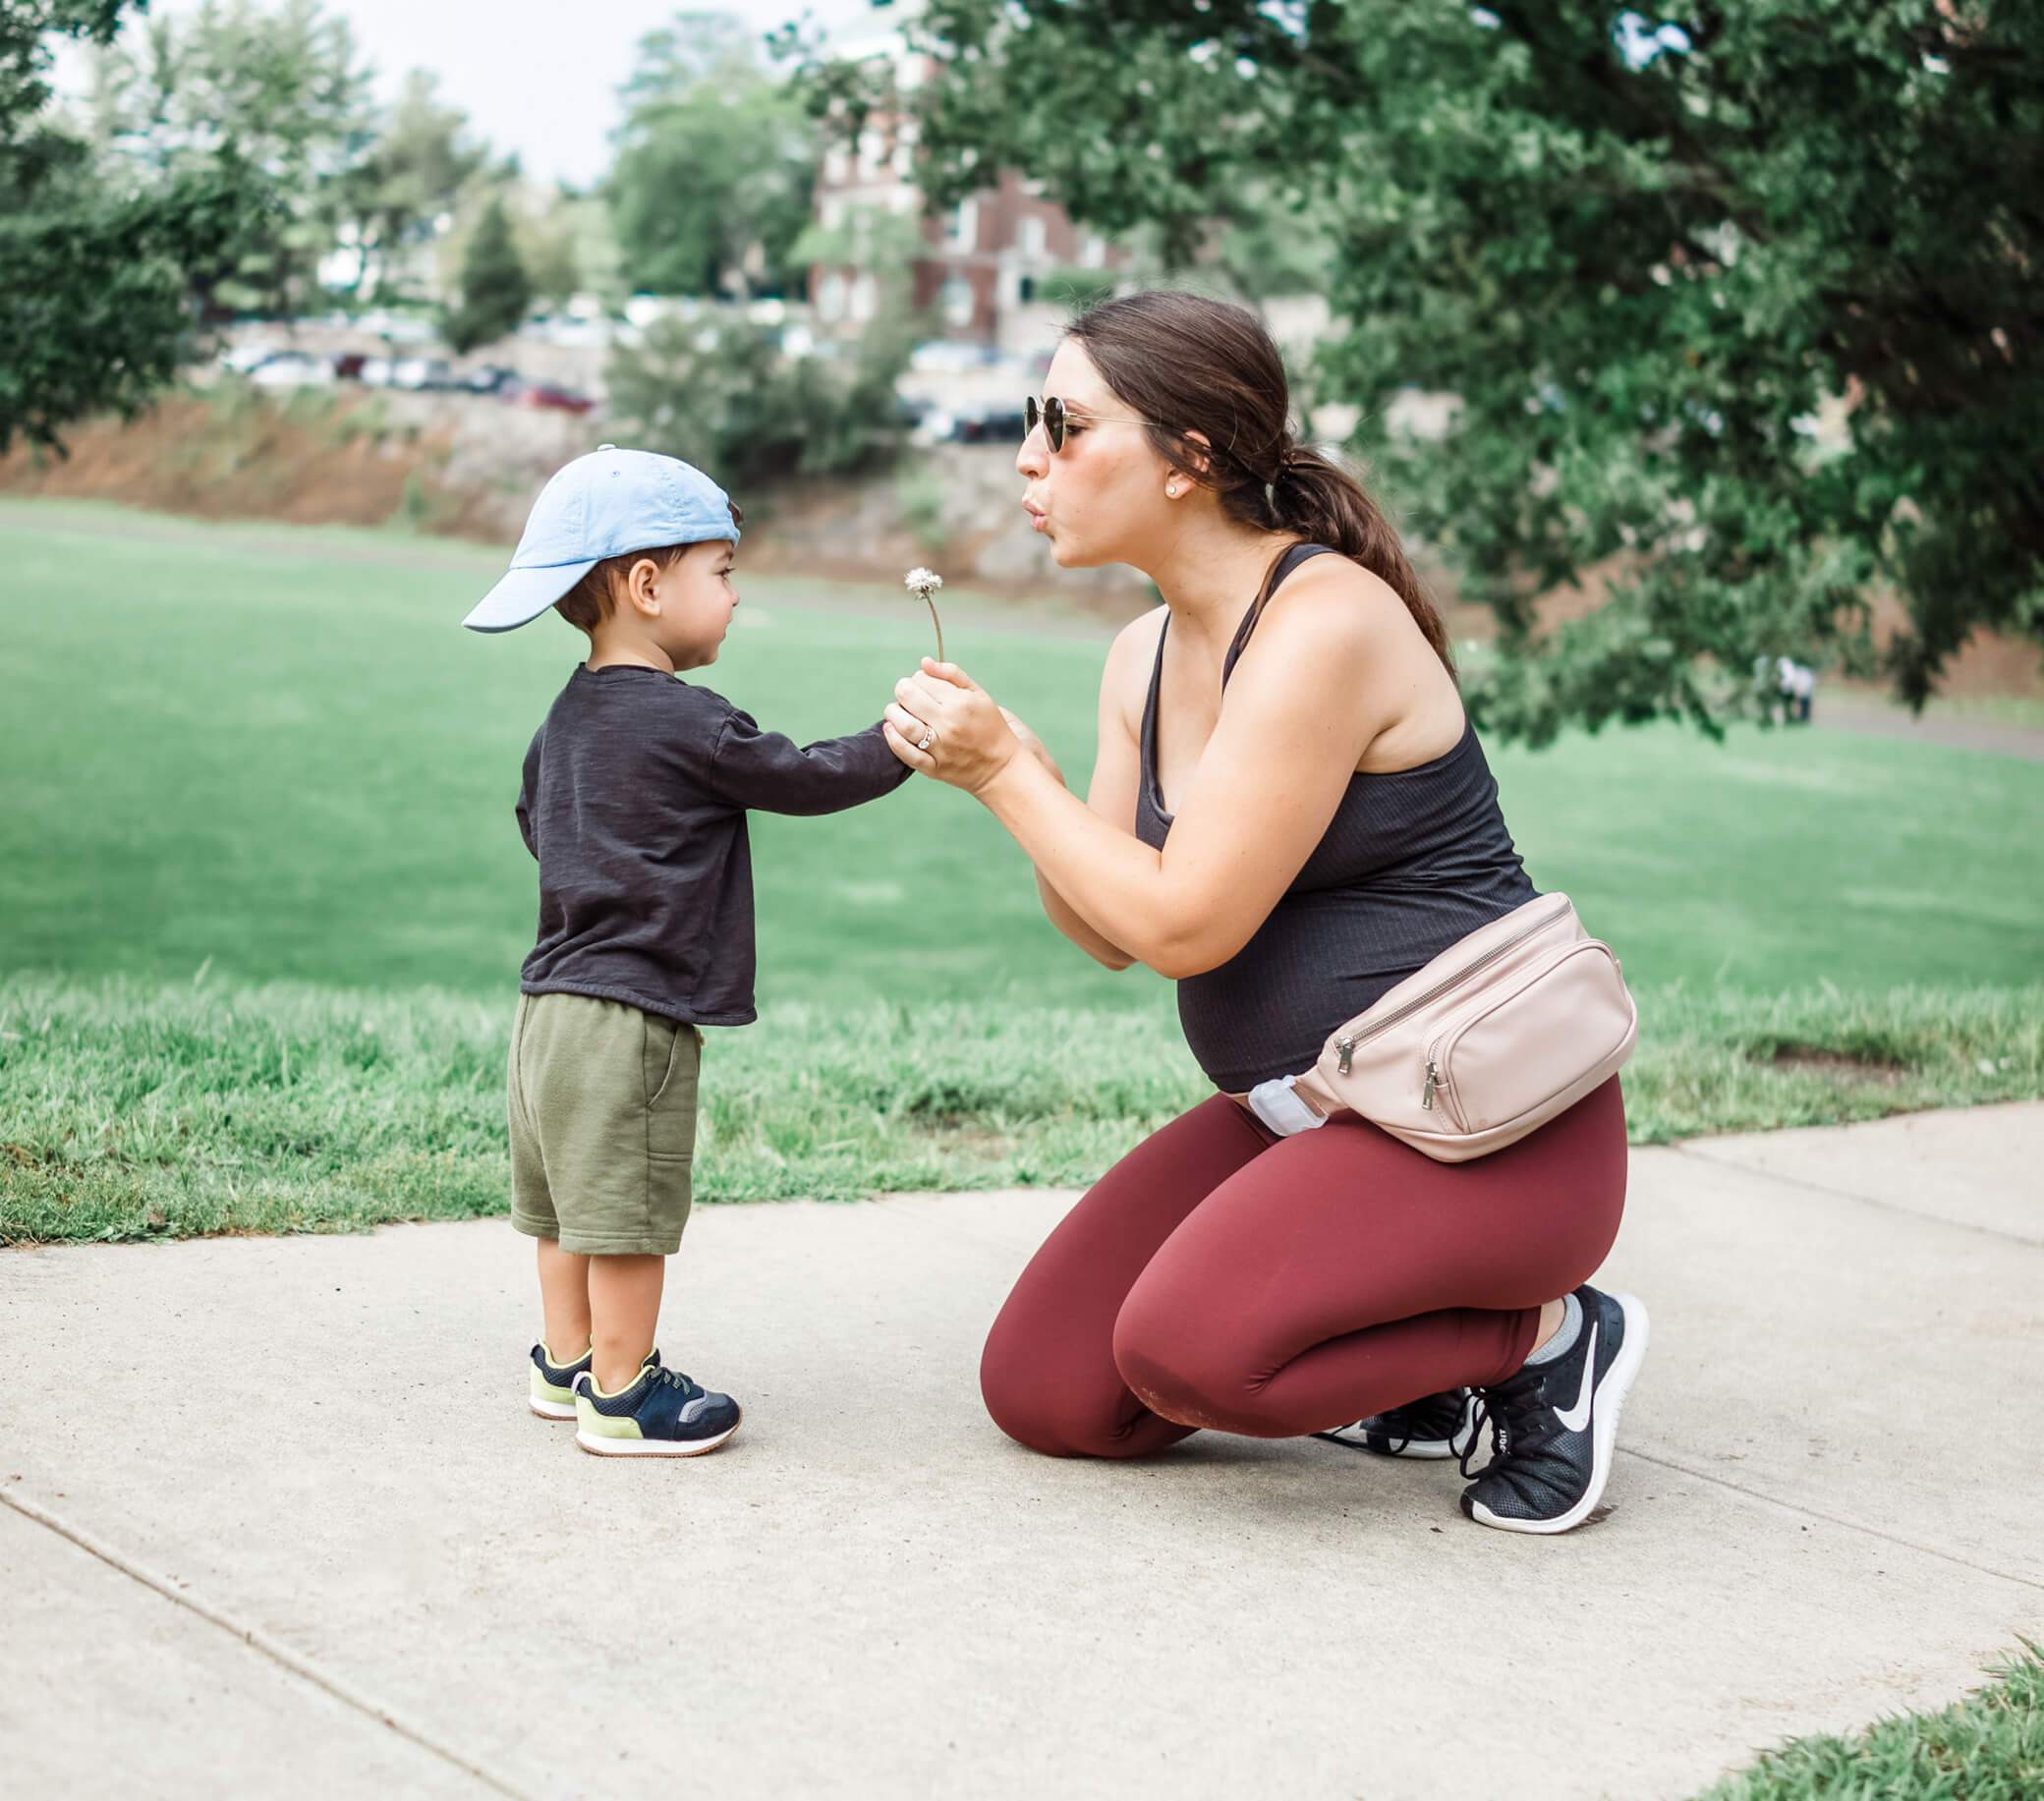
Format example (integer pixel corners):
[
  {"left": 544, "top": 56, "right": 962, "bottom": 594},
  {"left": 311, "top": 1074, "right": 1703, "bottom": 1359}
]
[{"left": 1221, "top": 542, "right": 1341, "bottom": 687}]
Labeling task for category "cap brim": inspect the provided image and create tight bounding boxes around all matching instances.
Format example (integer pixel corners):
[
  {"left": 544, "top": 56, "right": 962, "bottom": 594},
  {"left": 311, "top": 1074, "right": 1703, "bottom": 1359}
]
[{"left": 462, "top": 559, "right": 599, "bottom": 633}]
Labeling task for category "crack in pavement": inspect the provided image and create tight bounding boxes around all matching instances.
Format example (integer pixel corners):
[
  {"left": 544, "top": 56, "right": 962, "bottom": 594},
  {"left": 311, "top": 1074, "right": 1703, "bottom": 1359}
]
[
  {"left": 1616, "top": 1445, "right": 2044, "bottom": 1595},
  {"left": 0, "top": 1486, "right": 531, "bottom": 1800},
  {"left": 1670, "top": 1143, "right": 2044, "bottom": 1248}
]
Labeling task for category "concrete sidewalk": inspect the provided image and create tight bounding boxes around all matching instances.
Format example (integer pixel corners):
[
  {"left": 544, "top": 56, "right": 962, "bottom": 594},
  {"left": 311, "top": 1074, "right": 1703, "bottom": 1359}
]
[{"left": 3, "top": 1103, "right": 2039, "bottom": 1800}]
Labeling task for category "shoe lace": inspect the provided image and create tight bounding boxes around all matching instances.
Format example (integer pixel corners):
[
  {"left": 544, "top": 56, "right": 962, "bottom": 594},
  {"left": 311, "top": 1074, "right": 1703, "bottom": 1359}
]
[
  {"left": 1455, "top": 1370, "right": 1554, "bottom": 1481},
  {"left": 649, "top": 1366, "right": 701, "bottom": 1400}
]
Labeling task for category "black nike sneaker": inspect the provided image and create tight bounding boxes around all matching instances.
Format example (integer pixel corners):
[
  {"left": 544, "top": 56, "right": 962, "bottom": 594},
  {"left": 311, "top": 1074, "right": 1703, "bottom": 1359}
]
[
  {"left": 1458, "top": 1285, "right": 1649, "bottom": 1534},
  {"left": 1316, "top": 1388, "right": 1476, "bottom": 1460}
]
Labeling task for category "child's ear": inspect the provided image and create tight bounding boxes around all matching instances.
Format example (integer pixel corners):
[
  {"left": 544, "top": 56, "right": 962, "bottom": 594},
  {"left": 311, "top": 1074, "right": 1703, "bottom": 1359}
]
[{"left": 624, "top": 557, "right": 664, "bottom": 616}]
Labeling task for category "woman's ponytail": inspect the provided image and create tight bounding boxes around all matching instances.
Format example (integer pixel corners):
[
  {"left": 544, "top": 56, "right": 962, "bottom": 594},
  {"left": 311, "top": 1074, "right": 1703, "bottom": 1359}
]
[{"left": 1272, "top": 444, "right": 1454, "bottom": 676}]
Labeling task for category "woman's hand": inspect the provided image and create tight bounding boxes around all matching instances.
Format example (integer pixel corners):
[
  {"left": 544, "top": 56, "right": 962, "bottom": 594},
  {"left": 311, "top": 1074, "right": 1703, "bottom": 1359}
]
[{"left": 882, "top": 659, "right": 1024, "bottom": 796}]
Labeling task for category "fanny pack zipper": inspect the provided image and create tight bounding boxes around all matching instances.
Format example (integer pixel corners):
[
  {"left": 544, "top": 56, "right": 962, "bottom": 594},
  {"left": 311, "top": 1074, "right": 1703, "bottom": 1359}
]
[{"left": 1334, "top": 896, "right": 1572, "bottom": 1077}]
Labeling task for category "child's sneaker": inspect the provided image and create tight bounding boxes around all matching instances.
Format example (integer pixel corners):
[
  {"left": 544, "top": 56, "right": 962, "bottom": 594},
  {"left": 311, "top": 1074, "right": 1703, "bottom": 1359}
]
[
  {"left": 573, "top": 1356, "right": 742, "bottom": 1458},
  {"left": 528, "top": 1341, "right": 595, "bottom": 1421}
]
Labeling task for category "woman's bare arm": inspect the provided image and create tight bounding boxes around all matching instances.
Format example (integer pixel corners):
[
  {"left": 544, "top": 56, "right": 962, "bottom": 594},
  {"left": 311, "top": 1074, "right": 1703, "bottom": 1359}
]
[{"left": 1016, "top": 611, "right": 1161, "bottom": 971}]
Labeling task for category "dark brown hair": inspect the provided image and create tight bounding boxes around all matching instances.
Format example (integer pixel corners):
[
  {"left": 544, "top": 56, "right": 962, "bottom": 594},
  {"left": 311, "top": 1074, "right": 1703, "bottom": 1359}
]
[
  {"left": 553, "top": 504, "right": 744, "bottom": 634},
  {"left": 1064, "top": 291, "right": 1453, "bottom": 674}
]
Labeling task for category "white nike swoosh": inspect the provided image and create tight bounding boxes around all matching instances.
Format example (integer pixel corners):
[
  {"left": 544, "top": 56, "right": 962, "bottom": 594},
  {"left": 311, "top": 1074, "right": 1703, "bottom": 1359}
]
[{"left": 1555, "top": 1321, "right": 1598, "bottom": 1434}]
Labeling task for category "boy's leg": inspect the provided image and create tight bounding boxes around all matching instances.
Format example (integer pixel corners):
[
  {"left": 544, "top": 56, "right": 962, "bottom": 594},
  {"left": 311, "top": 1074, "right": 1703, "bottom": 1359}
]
[
  {"left": 537, "top": 1238, "right": 593, "bottom": 1361},
  {"left": 589, "top": 1254, "right": 664, "bottom": 1392}
]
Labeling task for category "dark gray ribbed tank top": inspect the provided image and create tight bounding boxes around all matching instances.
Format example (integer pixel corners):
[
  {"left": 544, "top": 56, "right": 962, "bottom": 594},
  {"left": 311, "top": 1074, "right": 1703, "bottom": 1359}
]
[{"left": 1134, "top": 542, "right": 1537, "bottom": 1093}]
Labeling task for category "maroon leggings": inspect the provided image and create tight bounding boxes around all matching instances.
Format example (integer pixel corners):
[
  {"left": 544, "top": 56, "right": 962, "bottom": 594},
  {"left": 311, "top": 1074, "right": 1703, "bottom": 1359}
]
[{"left": 980, "top": 1079, "right": 1628, "bottom": 1456}]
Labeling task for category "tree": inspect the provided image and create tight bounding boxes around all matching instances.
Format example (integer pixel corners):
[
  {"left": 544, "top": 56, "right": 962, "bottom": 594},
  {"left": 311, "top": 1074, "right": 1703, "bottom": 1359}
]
[
  {"left": 608, "top": 14, "right": 819, "bottom": 299},
  {"left": 330, "top": 69, "right": 487, "bottom": 304},
  {"left": 2, "top": 1, "right": 277, "bottom": 453},
  {"left": 833, "top": 2, "right": 2044, "bottom": 737},
  {"left": 80, "top": 0, "right": 373, "bottom": 313},
  {"left": 515, "top": 189, "right": 584, "bottom": 311},
  {"left": 442, "top": 195, "right": 530, "bottom": 354}
]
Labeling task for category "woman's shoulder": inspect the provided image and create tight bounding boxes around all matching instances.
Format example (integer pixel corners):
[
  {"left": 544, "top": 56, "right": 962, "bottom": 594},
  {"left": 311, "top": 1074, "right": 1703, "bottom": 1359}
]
[
  {"left": 1109, "top": 601, "right": 1171, "bottom": 662},
  {"left": 1243, "top": 553, "right": 1407, "bottom": 667},
  {"left": 1100, "top": 602, "right": 1170, "bottom": 721}
]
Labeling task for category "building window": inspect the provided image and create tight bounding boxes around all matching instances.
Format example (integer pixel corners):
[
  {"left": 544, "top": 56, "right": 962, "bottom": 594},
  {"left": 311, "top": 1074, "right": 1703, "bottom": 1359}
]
[
  {"left": 818, "top": 272, "right": 847, "bottom": 322},
  {"left": 1081, "top": 235, "right": 1107, "bottom": 268},
  {"left": 941, "top": 275, "right": 975, "bottom": 329},
  {"left": 1018, "top": 274, "right": 1037, "bottom": 304},
  {"left": 1019, "top": 216, "right": 1047, "bottom": 259},
  {"left": 946, "top": 198, "right": 979, "bottom": 253}
]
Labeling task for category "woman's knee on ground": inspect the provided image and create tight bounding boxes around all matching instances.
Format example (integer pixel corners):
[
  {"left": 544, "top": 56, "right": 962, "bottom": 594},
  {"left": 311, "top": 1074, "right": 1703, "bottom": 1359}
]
[
  {"left": 1109, "top": 1281, "right": 1289, "bottom": 1438},
  {"left": 979, "top": 1312, "right": 1152, "bottom": 1459}
]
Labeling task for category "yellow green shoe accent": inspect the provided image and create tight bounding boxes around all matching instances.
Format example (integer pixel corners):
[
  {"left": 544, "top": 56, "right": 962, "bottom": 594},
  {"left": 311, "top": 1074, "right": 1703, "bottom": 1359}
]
[{"left": 528, "top": 1340, "right": 593, "bottom": 1421}]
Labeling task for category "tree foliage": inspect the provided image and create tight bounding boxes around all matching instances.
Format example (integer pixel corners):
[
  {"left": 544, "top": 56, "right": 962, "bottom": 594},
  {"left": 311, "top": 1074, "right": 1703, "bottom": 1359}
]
[
  {"left": 78, "top": 0, "right": 372, "bottom": 312},
  {"left": 830, "top": 1, "right": 2044, "bottom": 735},
  {"left": 607, "top": 306, "right": 915, "bottom": 490},
  {"left": 329, "top": 69, "right": 487, "bottom": 304},
  {"left": 442, "top": 195, "right": 530, "bottom": 354},
  {"left": 608, "top": 12, "right": 819, "bottom": 299},
  {"left": 2, "top": 0, "right": 278, "bottom": 453}
]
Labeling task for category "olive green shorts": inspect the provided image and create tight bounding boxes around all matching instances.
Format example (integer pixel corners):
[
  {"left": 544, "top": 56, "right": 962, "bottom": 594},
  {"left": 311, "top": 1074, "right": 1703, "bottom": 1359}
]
[{"left": 507, "top": 991, "right": 703, "bottom": 1257}]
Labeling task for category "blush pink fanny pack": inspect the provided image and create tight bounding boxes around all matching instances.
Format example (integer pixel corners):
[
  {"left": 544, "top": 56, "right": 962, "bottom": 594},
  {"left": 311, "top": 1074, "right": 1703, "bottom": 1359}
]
[{"left": 1236, "top": 893, "right": 1637, "bottom": 1161}]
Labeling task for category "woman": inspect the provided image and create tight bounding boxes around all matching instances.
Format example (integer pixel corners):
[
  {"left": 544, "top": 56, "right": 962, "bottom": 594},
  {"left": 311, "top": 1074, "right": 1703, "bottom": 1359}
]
[{"left": 883, "top": 292, "right": 1645, "bottom": 1535}]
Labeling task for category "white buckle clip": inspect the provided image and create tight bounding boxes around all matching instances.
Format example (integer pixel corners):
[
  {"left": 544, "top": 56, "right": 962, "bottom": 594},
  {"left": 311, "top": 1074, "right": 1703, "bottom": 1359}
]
[{"left": 1245, "top": 1075, "right": 1326, "bottom": 1138}]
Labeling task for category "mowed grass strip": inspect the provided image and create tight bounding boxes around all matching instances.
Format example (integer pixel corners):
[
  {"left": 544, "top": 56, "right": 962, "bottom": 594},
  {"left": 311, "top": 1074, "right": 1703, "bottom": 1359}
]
[
  {"left": 1691, "top": 1641, "right": 2042, "bottom": 1801},
  {"left": 5, "top": 974, "right": 2038, "bottom": 1246}
]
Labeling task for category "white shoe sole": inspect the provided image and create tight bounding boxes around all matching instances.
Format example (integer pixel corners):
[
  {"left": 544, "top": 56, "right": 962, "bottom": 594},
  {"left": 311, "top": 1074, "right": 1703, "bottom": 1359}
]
[
  {"left": 529, "top": 1396, "right": 578, "bottom": 1422},
  {"left": 1466, "top": 1293, "right": 1650, "bottom": 1536},
  {"left": 575, "top": 1414, "right": 742, "bottom": 1458}
]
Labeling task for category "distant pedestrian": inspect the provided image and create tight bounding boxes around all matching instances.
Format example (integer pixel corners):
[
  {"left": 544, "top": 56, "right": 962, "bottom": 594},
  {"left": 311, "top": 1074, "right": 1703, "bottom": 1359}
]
[{"left": 1777, "top": 655, "right": 1816, "bottom": 723}]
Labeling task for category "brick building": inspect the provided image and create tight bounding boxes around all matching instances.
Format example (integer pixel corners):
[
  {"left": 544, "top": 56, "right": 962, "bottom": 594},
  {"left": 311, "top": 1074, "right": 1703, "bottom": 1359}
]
[{"left": 809, "top": 28, "right": 1127, "bottom": 350}]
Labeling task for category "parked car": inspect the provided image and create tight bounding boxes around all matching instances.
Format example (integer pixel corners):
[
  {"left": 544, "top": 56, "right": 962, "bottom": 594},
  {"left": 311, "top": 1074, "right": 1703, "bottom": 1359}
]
[
  {"left": 247, "top": 352, "right": 335, "bottom": 389},
  {"left": 388, "top": 356, "right": 455, "bottom": 391},
  {"left": 330, "top": 352, "right": 368, "bottom": 381},
  {"left": 517, "top": 382, "right": 596, "bottom": 415},
  {"left": 218, "top": 342, "right": 283, "bottom": 375},
  {"left": 950, "top": 404, "right": 1028, "bottom": 445},
  {"left": 463, "top": 364, "right": 521, "bottom": 397}
]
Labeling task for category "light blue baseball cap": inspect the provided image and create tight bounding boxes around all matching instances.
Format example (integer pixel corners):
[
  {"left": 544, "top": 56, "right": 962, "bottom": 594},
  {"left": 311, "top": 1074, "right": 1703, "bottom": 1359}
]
[{"left": 462, "top": 444, "right": 740, "bottom": 633}]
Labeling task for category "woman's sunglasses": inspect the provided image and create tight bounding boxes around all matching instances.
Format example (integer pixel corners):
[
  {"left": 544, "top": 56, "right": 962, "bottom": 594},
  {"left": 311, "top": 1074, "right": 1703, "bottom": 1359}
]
[{"left": 1024, "top": 394, "right": 1163, "bottom": 455}]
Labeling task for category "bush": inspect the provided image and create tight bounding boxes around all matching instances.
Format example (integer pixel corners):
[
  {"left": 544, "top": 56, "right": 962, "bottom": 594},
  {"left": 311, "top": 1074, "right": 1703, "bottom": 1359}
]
[{"left": 605, "top": 310, "right": 914, "bottom": 491}]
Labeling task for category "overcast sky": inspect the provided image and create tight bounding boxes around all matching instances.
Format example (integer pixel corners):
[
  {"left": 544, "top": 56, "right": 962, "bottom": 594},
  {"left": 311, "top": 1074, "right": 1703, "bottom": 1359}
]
[{"left": 66, "top": 0, "right": 894, "bottom": 189}]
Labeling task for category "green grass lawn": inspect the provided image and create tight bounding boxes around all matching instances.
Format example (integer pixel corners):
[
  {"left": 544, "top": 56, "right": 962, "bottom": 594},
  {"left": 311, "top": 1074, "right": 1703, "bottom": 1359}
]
[{"left": 5, "top": 497, "right": 2040, "bottom": 1005}]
